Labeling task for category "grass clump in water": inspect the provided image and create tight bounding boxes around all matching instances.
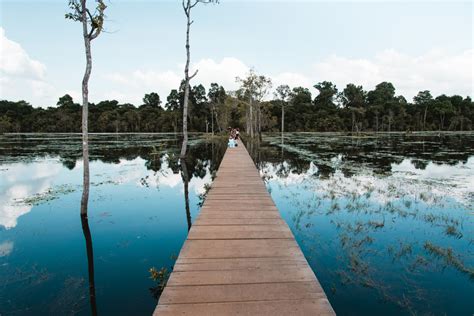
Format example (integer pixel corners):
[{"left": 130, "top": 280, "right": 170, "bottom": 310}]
[{"left": 424, "top": 242, "right": 474, "bottom": 279}]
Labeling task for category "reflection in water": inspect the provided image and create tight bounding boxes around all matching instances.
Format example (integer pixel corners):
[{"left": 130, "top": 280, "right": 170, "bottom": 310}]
[
  {"left": 180, "top": 158, "right": 192, "bottom": 232},
  {"left": 80, "top": 213, "right": 98, "bottom": 316},
  {"left": 244, "top": 132, "right": 474, "bottom": 315},
  {"left": 0, "top": 134, "right": 228, "bottom": 315},
  {"left": 2, "top": 133, "right": 471, "bottom": 315},
  {"left": 80, "top": 136, "right": 97, "bottom": 315}
]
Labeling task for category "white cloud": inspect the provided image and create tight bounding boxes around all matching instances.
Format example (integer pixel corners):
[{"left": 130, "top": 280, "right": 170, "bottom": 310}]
[
  {"left": 0, "top": 27, "right": 55, "bottom": 106},
  {"left": 103, "top": 57, "right": 249, "bottom": 104},
  {"left": 0, "top": 27, "right": 45, "bottom": 80},
  {"left": 102, "top": 49, "right": 472, "bottom": 105},
  {"left": 311, "top": 49, "right": 473, "bottom": 99}
]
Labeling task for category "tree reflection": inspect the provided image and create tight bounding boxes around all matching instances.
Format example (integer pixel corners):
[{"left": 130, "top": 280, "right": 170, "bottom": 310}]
[
  {"left": 180, "top": 158, "right": 192, "bottom": 231},
  {"left": 80, "top": 140, "right": 97, "bottom": 315},
  {"left": 80, "top": 212, "right": 98, "bottom": 316}
]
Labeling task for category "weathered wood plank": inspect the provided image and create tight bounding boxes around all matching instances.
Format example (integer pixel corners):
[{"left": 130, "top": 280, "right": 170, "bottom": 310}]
[
  {"left": 159, "top": 282, "right": 326, "bottom": 304},
  {"left": 155, "top": 299, "right": 335, "bottom": 316},
  {"left": 154, "top": 140, "right": 335, "bottom": 315}
]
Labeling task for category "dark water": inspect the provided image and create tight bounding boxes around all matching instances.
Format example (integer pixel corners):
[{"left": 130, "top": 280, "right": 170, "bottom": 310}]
[
  {"left": 245, "top": 132, "right": 474, "bottom": 316},
  {"left": 0, "top": 133, "right": 227, "bottom": 315},
  {"left": 0, "top": 132, "right": 473, "bottom": 315}
]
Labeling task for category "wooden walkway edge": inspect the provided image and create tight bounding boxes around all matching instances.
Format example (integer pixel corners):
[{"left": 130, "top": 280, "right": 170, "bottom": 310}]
[{"left": 154, "top": 141, "right": 335, "bottom": 315}]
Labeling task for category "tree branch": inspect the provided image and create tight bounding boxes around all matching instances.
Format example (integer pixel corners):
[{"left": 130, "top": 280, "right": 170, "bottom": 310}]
[
  {"left": 190, "top": 0, "right": 199, "bottom": 9},
  {"left": 189, "top": 69, "right": 199, "bottom": 80}
]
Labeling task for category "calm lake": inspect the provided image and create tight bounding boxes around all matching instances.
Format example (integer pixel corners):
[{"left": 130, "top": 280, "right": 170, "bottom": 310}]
[{"left": 0, "top": 132, "right": 473, "bottom": 315}]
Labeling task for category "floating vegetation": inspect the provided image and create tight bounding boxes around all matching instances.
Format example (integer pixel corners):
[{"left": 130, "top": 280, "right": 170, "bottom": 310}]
[
  {"left": 259, "top": 132, "right": 474, "bottom": 315},
  {"left": 149, "top": 267, "right": 171, "bottom": 300},
  {"left": 445, "top": 225, "right": 463, "bottom": 239},
  {"left": 198, "top": 183, "right": 212, "bottom": 207},
  {"left": 423, "top": 242, "right": 474, "bottom": 279},
  {"left": 15, "top": 184, "right": 77, "bottom": 206}
]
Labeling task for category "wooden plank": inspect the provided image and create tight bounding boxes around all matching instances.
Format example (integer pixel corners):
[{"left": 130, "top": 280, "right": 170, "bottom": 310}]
[
  {"left": 188, "top": 231, "right": 294, "bottom": 240},
  {"left": 197, "top": 211, "right": 281, "bottom": 219},
  {"left": 173, "top": 258, "right": 306, "bottom": 271},
  {"left": 166, "top": 266, "right": 317, "bottom": 286},
  {"left": 154, "top": 299, "right": 334, "bottom": 316},
  {"left": 154, "top": 140, "right": 335, "bottom": 315},
  {"left": 194, "top": 218, "right": 285, "bottom": 225},
  {"left": 159, "top": 282, "right": 326, "bottom": 304}
]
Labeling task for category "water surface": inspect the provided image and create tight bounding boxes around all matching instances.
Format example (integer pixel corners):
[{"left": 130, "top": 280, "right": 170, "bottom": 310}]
[
  {"left": 246, "top": 132, "right": 474, "bottom": 315},
  {"left": 1, "top": 132, "right": 473, "bottom": 315},
  {"left": 0, "top": 133, "right": 226, "bottom": 315}
]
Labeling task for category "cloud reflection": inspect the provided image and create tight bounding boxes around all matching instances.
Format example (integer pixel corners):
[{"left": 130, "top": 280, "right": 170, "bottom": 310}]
[{"left": 0, "top": 161, "right": 62, "bottom": 229}]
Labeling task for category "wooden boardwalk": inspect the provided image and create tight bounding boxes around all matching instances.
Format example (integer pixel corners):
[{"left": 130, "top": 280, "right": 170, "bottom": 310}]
[{"left": 154, "top": 141, "right": 335, "bottom": 315}]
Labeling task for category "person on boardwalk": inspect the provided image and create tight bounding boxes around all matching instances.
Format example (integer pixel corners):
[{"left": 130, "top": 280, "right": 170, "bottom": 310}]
[
  {"left": 228, "top": 128, "right": 238, "bottom": 147},
  {"left": 228, "top": 135, "right": 236, "bottom": 148}
]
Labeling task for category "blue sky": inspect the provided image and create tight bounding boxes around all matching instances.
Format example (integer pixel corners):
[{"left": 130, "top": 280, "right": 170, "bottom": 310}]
[{"left": 0, "top": 0, "right": 472, "bottom": 107}]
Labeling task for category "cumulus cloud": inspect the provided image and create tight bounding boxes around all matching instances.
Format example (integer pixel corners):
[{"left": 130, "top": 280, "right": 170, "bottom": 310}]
[
  {"left": 103, "top": 57, "right": 249, "bottom": 104},
  {"left": 103, "top": 49, "right": 472, "bottom": 105},
  {"left": 0, "top": 28, "right": 45, "bottom": 80},
  {"left": 311, "top": 49, "right": 473, "bottom": 99},
  {"left": 0, "top": 27, "right": 55, "bottom": 105}
]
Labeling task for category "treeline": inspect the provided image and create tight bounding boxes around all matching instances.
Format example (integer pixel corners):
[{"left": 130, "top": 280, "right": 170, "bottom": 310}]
[{"left": 1, "top": 80, "right": 472, "bottom": 133}]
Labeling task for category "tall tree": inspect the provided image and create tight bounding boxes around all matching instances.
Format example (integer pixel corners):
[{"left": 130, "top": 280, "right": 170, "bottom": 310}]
[
  {"left": 236, "top": 70, "right": 272, "bottom": 138},
  {"left": 66, "top": 0, "right": 107, "bottom": 216},
  {"left": 274, "top": 84, "right": 291, "bottom": 135},
  {"left": 142, "top": 92, "right": 162, "bottom": 108},
  {"left": 340, "top": 84, "right": 366, "bottom": 132},
  {"left": 180, "top": 0, "right": 218, "bottom": 158},
  {"left": 413, "top": 90, "right": 433, "bottom": 130}
]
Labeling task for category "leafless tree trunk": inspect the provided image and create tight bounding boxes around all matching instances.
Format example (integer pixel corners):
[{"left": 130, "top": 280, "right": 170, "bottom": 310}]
[
  {"left": 281, "top": 102, "right": 284, "bottom": 146},
  {"left": 423, "top": 106, "right": 428, "bottom": 130},
  {"left": 375, "top": 112, "right": 379, "bottom": 133},
  {"left": 211, "top": 104, "right": 214, "bottom": 136},
  {"left": 80, "top": 1, "right": 92, "bottom": 216},
  {"left": 180, "top": 0, "right": 216, "bottom": 157},
  {"left": 257, "top": 103, "right": 262, "bottom": 141},
  {"left": 249, "top": 97, "right": 254, "bottom": 138},
  {"left": 67, "top": 0, "right": 106, "bottom": 216},
  {"left": 180, "top": 1, "right": 193, "bottom": 158}
]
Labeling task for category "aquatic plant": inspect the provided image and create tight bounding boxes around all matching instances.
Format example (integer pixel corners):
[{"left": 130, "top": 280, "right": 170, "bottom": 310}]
[
  {"left": 423, "top": 242, "right": 474, "bottom": 279},
  {"left": 149, "top": 267, "right": 171, "bottom": 300}
]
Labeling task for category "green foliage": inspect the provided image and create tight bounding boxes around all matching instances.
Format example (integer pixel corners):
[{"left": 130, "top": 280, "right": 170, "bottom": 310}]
[
  {"left": 65, "top": 0, "right": 107, "bottom": 40},
  {"left": 1, "top": 82, "right": 473, "bottom": 134}
]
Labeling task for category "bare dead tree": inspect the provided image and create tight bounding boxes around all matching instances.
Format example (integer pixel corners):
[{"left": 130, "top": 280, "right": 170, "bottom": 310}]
[
  {"left": 274, "top": 84, "right": 291, "bottom": 145},
  {"left": 66, "top": 0, "right": 107, "bottom": 216},
  {"left": 180, "top": 0, "right": 218, "bottom": 158}
]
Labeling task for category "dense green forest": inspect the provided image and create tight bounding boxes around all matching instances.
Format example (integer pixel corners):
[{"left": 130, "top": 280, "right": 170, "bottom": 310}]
[{"left": 1, "top": 80, "right": 472, "bottom": 133}]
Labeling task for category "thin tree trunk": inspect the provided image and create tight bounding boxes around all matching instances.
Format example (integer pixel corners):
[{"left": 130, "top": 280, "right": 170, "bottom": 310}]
[
  {"left": 211, "top": 104, "right": 214, "bottom": 136},
  {"left": 180, "top": 0, "right": 192, "bottom": 158},
  {"left": 281, "top": 103, "right": 284, "bottom": 134},
  {"left": 249, "top": 97, "right": 254, "bottom": 138},
  {"left": 81, "top": 214, "right": 97, "bottom": 316},
  {"left": 281, "top": 102, "right": 284, "bottom": 145},
  {"left": 81, "top": 0, "right": 91, "bottom": 216},
  {"left": 375, "top": 112, "right": 379, "bottom": 133},
  {"left": 423, "top": 106, "right": 428, "bottom": 130},
  {"left": 258, "top": 103, "right": 262, "bottom": 141}
]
